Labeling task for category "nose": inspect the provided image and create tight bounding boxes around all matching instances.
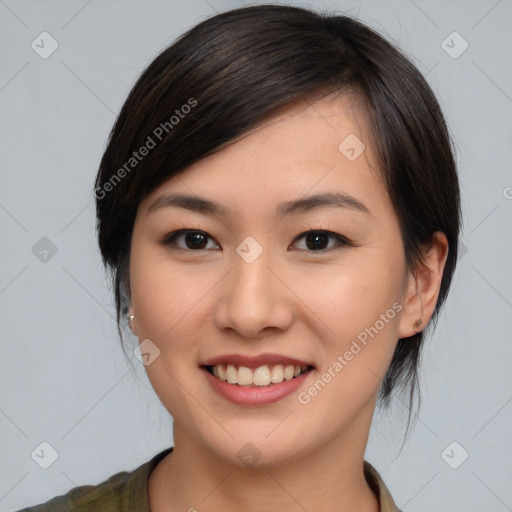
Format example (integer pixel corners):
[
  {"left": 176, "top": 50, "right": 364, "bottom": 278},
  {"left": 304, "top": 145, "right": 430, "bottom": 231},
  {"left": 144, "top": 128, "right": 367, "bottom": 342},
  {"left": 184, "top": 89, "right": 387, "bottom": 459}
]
[{"left": 213, "top": 244, "right": 294, "bottom": 339}]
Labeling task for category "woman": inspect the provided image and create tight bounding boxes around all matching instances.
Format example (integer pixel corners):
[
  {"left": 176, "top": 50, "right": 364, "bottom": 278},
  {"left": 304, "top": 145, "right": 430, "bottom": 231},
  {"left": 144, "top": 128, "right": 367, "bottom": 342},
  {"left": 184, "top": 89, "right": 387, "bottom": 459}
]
[{"left": 17, "top": 4, "right": 460, "bottom": 511}]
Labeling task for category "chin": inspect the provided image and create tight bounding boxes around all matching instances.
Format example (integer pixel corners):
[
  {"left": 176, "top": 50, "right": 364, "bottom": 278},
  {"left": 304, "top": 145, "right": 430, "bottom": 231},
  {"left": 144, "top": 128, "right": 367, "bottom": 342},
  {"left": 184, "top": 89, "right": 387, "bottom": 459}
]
[{"left": 203, "top": 429, "right": 313, "bottom": 470}]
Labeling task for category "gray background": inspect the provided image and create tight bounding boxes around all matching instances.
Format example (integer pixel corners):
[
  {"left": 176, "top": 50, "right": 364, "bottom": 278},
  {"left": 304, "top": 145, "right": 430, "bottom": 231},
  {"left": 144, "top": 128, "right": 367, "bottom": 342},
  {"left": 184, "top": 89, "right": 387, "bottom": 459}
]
[{"left": 1, "top": 1, "right": 511, "bottom": 511}]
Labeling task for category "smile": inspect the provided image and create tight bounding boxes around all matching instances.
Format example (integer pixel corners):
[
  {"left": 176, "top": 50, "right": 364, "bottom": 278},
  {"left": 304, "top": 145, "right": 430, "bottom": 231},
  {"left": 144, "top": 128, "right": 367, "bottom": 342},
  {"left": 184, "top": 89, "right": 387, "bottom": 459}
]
[{"left": 200, "top": 353, "right": 316, "bottom": 405}]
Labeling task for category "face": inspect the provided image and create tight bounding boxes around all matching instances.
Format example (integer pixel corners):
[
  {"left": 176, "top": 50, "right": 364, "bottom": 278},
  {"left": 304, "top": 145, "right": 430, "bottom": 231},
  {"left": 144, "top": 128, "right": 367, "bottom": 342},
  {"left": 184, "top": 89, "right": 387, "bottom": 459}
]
[{"left": 129, "top": 93, "right": 415, "bottom": 467}]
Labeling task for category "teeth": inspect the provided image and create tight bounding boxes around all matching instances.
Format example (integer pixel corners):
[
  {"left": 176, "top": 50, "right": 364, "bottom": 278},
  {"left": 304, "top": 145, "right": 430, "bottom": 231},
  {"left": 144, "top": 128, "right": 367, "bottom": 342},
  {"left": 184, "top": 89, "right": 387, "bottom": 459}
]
[
  {"left": 270, "top": 365, "right": 284, "bottom": 383},
  {"left": 238, "top": 366, "right": 253, "bottom": 386},
  {"left": 209, "top": 363, "right": 310, "bottom": 387},
  {"left": 226, "top": 364, "right": 238, "bottom": 384},
  {"left": 284, "top": 364, "right": 294, "bottom": 380},
  {"left": 253, "top": 366, "right": 271, "bottom": 386}
]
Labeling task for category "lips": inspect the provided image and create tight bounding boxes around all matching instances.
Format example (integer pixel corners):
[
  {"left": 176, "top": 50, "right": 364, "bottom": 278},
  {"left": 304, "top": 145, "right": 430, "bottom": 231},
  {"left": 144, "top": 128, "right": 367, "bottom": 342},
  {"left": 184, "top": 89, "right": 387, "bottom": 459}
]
[
  {"left": 199, "top": 353, "right": 315, "bottom": 404},
  {"left": 201, "top": 364, "right": 314, "bottom": 406},
  {"left": 201, "top": 353, "right": 315, "bottom": 369}
]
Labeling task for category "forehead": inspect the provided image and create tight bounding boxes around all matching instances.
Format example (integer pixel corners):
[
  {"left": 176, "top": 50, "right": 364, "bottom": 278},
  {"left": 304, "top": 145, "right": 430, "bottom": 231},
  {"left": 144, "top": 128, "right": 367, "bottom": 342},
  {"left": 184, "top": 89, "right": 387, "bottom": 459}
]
[{"left": 141, "top": 93, "right": 390, "bottom": 219}]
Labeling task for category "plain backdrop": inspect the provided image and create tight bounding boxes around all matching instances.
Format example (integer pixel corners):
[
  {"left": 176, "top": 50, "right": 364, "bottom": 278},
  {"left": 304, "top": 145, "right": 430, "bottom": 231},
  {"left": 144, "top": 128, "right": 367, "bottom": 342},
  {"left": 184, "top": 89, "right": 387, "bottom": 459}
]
[{"left": 1, "top": 1, "right": 511, "bottom": 511}]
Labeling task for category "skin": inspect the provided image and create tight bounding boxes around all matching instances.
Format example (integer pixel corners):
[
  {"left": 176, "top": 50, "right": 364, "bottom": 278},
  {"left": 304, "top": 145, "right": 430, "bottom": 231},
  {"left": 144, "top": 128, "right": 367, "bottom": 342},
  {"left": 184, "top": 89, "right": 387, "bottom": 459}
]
[{"left": 128, "top": 92, "right": 448, "bottom": 512}]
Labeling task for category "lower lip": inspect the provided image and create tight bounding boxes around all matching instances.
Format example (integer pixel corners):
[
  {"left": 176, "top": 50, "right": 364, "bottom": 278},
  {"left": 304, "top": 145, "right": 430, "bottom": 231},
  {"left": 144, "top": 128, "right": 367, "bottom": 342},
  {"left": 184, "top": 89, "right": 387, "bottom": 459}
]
[{"left": 201, "top": 367, "right": 313, "bottom": 406}]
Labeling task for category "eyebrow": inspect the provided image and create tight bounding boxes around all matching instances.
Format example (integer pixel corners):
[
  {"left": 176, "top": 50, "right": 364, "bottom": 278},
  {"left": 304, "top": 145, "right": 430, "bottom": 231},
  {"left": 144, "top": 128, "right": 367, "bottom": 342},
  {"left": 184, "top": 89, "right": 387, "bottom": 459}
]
[{"left": 147, "top": 191, "right": 370, "bottom": 217}]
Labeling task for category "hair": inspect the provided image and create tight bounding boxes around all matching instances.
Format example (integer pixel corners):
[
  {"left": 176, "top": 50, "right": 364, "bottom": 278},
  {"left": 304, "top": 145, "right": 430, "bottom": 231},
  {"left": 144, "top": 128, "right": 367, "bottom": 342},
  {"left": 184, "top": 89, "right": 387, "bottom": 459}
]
[{"left": 95, "top": 4, "right": 461, "bottom": 420}]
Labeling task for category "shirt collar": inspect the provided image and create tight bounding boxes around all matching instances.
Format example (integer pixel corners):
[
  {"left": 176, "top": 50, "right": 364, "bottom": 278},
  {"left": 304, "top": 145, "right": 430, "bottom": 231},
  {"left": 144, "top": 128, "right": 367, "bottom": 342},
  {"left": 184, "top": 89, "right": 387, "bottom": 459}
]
[
  {"left": 129, "top": 448, "right": 402, "bottom": 512},
  {"left": 364, "top": 460, "right": 403, "bottom": 512}
]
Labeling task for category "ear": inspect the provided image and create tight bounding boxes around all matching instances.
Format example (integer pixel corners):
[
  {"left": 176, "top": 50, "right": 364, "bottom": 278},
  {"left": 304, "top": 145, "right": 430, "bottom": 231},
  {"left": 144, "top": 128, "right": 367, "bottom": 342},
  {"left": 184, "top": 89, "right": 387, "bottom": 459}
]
[{"left": 398, "top": 231, "right": 449, "bottom": 339}]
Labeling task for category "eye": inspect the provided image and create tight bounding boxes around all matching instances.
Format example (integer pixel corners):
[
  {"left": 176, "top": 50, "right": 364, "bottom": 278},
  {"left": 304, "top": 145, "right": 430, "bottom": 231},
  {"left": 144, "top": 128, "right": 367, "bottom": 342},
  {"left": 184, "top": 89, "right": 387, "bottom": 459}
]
[
  {"left": 160, "top": 230, "right": 220, "bottom": 251},
  {"left": 160, "top": 228, "right": 351, "bottom": 253},
  {"left": 291, "top": 230, "right": 351, "bottom": 252}
]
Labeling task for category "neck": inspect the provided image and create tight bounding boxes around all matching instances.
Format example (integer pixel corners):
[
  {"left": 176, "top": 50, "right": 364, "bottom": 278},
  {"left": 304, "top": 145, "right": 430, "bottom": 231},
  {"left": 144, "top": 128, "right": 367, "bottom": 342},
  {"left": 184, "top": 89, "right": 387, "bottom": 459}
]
[{"left": 149, "top": 424, "right": 380, "bottom": 512}]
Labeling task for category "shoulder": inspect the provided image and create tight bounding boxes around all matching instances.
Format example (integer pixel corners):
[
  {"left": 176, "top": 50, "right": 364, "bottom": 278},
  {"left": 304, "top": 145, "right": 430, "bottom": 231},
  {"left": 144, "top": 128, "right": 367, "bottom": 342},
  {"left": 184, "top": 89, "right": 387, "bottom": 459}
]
[
  {"left": 14, "top": 447, "right": 174, "bottom": 512},
  {"left": 14, "top": 469, "right": 132, "bottom": 512},
  {"left": 363, "top": 460, "right": 403, "bottom": 512}
]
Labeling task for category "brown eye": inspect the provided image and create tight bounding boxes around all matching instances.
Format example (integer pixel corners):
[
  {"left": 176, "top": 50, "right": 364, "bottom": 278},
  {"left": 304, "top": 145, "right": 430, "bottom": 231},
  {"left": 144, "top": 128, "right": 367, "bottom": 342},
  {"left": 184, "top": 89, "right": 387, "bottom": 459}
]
[
  {"left": 160, "top": 229, "right": 350, "bottom": 253},
  {"left": 161, "top": 230, "right": 219, "bottom": 251},
  {"left": 292, "top": 230, "right": 350, "bottom": 252}
]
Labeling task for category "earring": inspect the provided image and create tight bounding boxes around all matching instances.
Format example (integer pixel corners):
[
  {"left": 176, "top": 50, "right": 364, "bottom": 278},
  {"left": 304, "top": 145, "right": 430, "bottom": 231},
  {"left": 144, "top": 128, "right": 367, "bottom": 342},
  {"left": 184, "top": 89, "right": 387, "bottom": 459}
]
[
  {"left": 128, "top": 314, "right": 136, "bottom": 333},
  {"left": 413, "top": 319, "right": 422, "bottom": 331}
]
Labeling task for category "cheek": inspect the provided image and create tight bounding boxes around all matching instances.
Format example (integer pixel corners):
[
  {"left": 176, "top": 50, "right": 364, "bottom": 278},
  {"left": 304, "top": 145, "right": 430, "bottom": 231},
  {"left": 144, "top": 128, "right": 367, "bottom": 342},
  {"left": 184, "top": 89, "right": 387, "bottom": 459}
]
[
  {"left": 293, "top": 263, "right": 403, "bottom": 426},
  {"left": 130, "top": 260, "right": 169, "bottom": 340},
  {"left": 128, "top": 246, "right": 212, "bottom": 420},
  {"left": 129, "top": 243, "right": 210, "bottom": 344},
  {"left": 297, "top": 252, "right": 405, "bottom": 409},
  {"left": 296, "top": 255, "right": 404, "bottom": 342}
]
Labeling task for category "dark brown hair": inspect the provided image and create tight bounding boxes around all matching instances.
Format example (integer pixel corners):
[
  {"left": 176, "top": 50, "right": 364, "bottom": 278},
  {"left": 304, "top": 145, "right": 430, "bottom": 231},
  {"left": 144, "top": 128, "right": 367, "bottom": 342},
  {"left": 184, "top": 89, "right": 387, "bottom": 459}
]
[{"left": 95, "top": 4, "right": 461, "bottom": 414}]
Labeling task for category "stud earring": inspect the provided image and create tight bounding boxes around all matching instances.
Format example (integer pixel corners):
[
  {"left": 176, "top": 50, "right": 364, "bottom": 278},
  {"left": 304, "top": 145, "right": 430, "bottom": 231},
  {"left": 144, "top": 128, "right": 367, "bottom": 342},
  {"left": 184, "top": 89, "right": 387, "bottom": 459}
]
[
  {"left": 128, "top": 314, "right": 136, "bottom": 333},
  {"left": 413, "top": 319, "right": 422, "bottom": 331}
]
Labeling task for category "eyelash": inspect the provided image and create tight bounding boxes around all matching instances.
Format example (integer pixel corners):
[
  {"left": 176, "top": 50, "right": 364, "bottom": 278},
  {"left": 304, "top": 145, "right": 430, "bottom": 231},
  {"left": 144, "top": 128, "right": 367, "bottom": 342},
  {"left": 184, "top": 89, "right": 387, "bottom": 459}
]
[{"left": 159, "top": 228, "right": 352, "bottom": 253}]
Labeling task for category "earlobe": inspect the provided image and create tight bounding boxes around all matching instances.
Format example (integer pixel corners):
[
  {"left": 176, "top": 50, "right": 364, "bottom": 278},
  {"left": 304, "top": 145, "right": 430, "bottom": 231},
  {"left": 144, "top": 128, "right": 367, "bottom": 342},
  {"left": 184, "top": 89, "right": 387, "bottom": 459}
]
[
  {"left": 128, "top": 307, "right": 137, "bottom": 335},
  {"left": 413, "top": 318, "right": 422, "bottom": 331},
  {"left": 398, "top": 231, "right": 449, "bottom": 339}
]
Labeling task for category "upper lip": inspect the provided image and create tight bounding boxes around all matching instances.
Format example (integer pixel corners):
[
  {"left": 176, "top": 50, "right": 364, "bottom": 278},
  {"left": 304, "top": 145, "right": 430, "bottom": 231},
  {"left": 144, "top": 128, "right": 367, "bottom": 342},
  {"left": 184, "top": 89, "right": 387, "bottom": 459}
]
[{"left": 201, "top": 353, "right": 315, "bottom": 369}]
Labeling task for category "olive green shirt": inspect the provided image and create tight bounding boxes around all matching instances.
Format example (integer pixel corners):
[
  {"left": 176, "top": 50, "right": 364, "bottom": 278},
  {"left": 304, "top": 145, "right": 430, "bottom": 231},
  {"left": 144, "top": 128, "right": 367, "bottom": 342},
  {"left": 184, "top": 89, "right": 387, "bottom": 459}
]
[{"left": 16, "top": 447, "right": 402, "bottom": 511}]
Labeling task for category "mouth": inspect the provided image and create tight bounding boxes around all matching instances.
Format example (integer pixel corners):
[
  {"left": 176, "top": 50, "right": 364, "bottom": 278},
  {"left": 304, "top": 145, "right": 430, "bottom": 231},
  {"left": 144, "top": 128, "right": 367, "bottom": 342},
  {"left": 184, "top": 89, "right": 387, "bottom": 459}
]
[{"left": 202, "top": 363, "right": 314, "bottom": 388}]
